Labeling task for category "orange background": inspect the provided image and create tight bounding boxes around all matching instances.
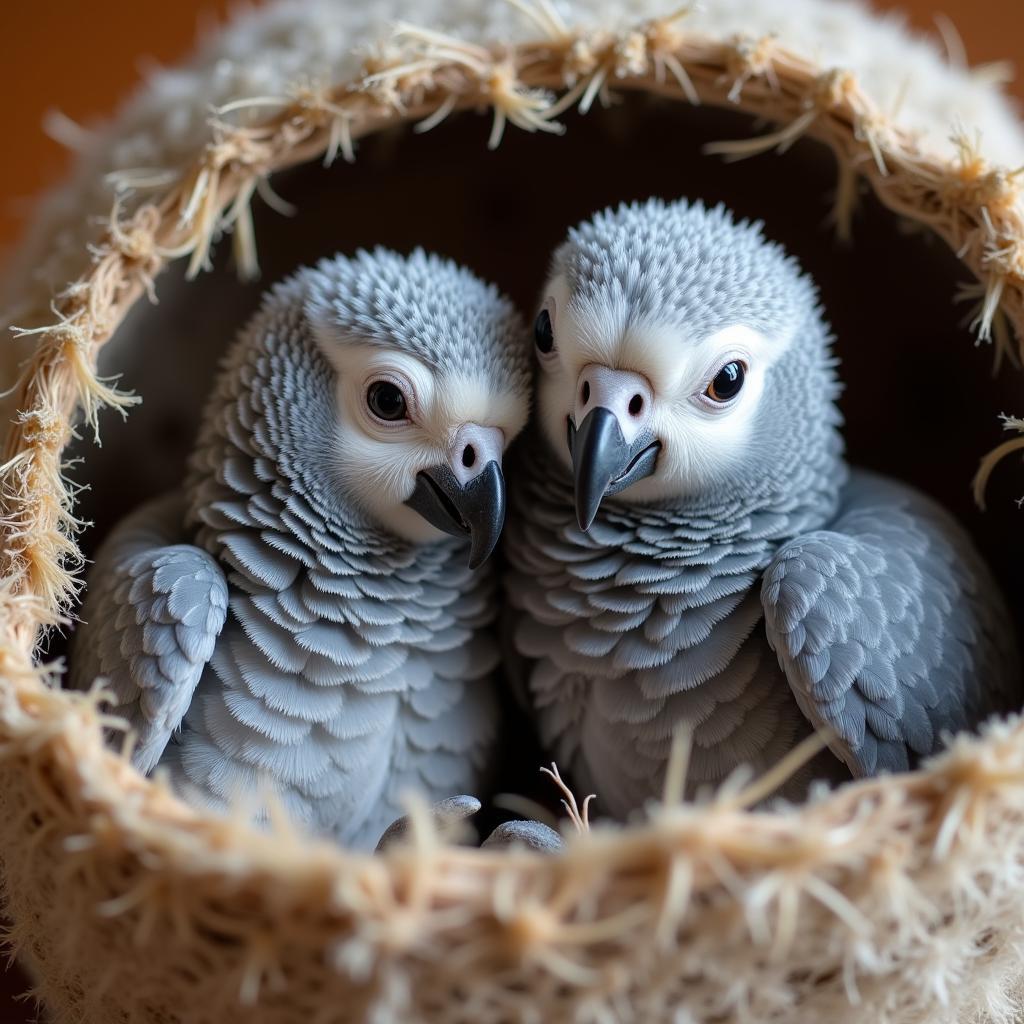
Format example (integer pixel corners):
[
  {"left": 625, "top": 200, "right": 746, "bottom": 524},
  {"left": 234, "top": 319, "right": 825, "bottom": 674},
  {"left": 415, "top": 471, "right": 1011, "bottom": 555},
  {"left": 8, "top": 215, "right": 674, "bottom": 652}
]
[
  {"left": 0, "top": 0, "right": 1020, "bottom": 1018},
  {"left": 1, "top": 0, "right": 1022, "bottom": 256}
]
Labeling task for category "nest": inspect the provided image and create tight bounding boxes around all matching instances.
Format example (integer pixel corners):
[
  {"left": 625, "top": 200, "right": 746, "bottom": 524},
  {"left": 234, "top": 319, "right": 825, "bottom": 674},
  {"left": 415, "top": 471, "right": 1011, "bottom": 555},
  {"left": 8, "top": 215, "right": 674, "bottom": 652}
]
[{"left": 3, "top": 1, "right": 1024, "bottom": 1021}]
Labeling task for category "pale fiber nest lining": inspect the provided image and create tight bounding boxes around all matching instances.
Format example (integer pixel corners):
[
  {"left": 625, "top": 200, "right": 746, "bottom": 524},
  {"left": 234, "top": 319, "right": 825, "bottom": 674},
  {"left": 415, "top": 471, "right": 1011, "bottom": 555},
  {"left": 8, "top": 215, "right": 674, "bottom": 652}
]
[{"left": 3, "top": 3, "right": 1024, "bottom": 1022}]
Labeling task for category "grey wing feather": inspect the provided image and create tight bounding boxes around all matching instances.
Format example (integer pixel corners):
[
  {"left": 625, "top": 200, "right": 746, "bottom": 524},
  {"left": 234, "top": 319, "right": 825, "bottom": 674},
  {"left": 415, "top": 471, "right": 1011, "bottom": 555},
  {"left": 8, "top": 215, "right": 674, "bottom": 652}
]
[
  {"left": 761, "top": 470, "right": 1020, "bottom": 777},
  {"left": 71, "top": 493, "right": 229, "bottom": 773}
]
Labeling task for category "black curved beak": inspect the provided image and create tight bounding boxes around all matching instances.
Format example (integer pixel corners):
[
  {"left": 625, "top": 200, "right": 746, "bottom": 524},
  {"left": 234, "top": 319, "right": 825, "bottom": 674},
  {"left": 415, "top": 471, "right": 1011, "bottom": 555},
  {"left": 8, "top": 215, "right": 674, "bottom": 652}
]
[
  {"left": 568, "top": 409, "right": 661, "bottom": 531},
  {"left": 404, "top": 461, "right": 506, "bottom": 569}
]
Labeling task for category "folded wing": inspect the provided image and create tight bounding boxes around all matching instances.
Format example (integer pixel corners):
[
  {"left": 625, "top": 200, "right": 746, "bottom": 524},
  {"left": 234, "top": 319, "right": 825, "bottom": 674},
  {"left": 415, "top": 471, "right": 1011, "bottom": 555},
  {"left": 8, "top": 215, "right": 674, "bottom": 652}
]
[{"left": 71, "top": 493, "right": 229, "bottom": 772}]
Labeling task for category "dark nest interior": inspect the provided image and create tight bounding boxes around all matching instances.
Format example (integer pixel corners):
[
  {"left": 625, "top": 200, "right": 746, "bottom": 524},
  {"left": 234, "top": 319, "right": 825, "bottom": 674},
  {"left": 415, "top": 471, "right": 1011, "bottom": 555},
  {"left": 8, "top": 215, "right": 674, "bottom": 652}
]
[{"left": 55, "top": 93, "right": 1024, "bottom": 825}]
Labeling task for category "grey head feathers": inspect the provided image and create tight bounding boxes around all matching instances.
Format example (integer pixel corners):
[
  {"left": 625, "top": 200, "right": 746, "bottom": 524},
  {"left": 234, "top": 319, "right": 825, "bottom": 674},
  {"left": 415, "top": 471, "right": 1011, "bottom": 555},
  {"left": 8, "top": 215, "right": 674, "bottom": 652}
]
[
  {"left": 551, "top": 197, "right": 820, "bottom": 349},
  {"left": 305, "top": 246, "right": 532, "bottom": 397},
  {"left": 542, "top": 196, "right": 846, "bottom": 517}
]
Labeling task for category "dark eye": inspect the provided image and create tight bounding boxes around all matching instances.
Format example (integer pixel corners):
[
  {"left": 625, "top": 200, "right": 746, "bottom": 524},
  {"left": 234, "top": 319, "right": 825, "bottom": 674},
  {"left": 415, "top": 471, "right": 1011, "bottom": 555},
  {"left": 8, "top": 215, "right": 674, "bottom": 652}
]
[
  {"left": 534, "top": 309, "right": 554, "bottom": 354},
  {"left": 367, "top": 381, "right": 408, "bottom": 421},
  {"left": 706, "top": 361, "right": 746, "bottom": 402}
]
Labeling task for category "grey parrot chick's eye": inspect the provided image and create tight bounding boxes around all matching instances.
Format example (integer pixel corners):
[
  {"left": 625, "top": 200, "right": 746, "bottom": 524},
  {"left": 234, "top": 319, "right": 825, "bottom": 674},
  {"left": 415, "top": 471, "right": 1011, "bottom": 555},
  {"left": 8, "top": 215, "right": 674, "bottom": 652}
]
[
  {"left": 534, "top": 308, "right": 555, "bottom": 353},
  {"left": 705, "top": 360, "right": 746, "bottom": 403},
  {"left": 366, "top": 379, "right": 408, "bottom": 421}
]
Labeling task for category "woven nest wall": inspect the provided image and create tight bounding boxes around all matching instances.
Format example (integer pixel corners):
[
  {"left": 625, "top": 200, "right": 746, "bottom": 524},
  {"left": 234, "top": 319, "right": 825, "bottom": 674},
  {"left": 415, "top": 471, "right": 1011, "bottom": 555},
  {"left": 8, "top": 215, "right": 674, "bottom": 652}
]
[{"left": 3, "top": 1, "right": 1024, "bottom": 1022}]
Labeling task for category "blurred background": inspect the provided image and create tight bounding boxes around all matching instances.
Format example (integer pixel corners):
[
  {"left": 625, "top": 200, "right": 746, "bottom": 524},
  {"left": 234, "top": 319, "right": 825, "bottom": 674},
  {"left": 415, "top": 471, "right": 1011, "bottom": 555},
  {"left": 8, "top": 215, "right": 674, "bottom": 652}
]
[
  {"left": 1, "top": 0, "right": 1022, "bottom": 258},
  {"left": 0, "top": 0, "right": 1020, "bottom": 1019}
]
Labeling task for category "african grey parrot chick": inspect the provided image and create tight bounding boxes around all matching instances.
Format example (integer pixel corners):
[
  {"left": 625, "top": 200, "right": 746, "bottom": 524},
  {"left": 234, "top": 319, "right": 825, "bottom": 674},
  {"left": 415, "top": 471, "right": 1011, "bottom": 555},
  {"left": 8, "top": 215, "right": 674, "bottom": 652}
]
[
  {"left": 505, "top": 198, "right": 1021, "bottom": 817},
  {"left": 71, "top": 249, "right": 532, "bottom": 849}
]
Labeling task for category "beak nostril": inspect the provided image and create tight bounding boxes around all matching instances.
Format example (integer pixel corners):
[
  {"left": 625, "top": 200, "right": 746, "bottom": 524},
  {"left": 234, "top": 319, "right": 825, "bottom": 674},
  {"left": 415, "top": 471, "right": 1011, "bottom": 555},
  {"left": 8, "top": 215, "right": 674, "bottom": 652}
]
[
  {"left": 462, "top": 445, "right": 476, "bottom": 469},
  {"left": 628, "top": 394, "right": 644, "bottom": 416},
  {"left": 581, "top": 380, "right": 590, "bottom": 404}
]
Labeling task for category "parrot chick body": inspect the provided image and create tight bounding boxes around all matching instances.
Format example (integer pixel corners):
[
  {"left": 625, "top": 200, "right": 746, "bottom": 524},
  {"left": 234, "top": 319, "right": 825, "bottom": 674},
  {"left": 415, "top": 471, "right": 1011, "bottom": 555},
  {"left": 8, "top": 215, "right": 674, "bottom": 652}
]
[
  {"left": 72, "top": 250, "right": 531, "bottom": 849},
  {"left": 506, "top": 199, "right": 1021, "bottom": 816}
]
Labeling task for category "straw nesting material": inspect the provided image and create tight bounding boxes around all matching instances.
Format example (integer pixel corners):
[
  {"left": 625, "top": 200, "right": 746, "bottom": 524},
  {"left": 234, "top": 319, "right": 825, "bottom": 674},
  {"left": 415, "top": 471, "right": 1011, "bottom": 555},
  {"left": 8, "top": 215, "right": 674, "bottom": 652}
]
[{"left": 2, "top": 1, "right": 1024, "bottom": 1021}]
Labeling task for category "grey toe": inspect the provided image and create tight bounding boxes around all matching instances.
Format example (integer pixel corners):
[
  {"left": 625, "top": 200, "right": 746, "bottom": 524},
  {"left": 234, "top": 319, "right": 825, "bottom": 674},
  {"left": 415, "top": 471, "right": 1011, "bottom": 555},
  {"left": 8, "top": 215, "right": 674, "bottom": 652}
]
[
  {"left": 375, "top": 795, "right": 482, "bottom": 852},
  {"left": 482, "top": 819, "right": 564, "bottom": 852}
]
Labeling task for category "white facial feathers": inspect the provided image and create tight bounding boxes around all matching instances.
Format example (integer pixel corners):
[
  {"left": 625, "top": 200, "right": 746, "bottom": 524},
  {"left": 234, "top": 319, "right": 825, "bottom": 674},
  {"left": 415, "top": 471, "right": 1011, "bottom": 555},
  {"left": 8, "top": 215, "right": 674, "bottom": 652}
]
[
  {"left": 323, "top": 345, "right": 525, "bottom": 450},
  {"left": 537, "top": 299, "right": 781, "bottom": 498},
  {"left": 319, "top": 342, "right": 525, "bottom": 541}
]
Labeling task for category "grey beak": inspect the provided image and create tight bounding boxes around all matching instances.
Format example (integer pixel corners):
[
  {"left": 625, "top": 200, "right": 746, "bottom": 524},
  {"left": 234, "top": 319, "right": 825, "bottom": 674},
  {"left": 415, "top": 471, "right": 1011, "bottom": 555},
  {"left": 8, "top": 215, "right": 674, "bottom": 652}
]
[
  {"left": 568, "top": 409, "right": 661, "bottom": 531},
  {"left": 405, "top": 461, "right": 506, "bottom": 569},
  {"left": 570, "top": 408, "right": 627, "bottom": 532}
]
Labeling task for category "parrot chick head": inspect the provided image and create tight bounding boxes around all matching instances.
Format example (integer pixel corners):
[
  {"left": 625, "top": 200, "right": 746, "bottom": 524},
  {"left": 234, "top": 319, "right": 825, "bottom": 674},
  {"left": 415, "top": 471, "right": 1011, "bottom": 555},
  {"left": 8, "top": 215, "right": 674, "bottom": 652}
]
[
  {"left": 535, "top": 198, "right": 841, "bottom": 529},
  {"left": 306, "top": 248, "right": 531, "bottom": 567}
]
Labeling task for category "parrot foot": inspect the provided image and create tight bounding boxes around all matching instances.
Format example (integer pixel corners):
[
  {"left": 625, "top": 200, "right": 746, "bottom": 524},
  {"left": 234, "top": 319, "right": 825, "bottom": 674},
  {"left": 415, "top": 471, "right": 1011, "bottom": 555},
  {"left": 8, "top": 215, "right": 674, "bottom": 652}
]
[
  {"left": 482, "top": 819, "right": 564, "bottom": 852},
  {"left": 374, "top": 794, "right": 482, "bottom": 852},
  {"left": 374, "top": 795, "right": 565, "bottom": 854}
]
